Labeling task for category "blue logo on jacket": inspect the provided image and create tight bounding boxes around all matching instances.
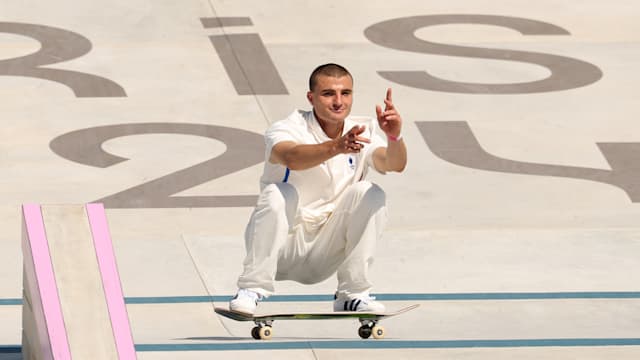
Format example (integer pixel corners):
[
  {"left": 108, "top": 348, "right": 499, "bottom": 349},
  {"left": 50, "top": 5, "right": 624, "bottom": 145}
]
[{"left": 348, "top": 155, "right": 356, "bottom": 171}]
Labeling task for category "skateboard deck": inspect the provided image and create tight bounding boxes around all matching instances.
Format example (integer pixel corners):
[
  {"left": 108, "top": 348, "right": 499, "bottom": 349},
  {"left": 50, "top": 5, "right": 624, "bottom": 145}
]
[{"left": 214, "top": 304, "right": 419, "bottom": 340}]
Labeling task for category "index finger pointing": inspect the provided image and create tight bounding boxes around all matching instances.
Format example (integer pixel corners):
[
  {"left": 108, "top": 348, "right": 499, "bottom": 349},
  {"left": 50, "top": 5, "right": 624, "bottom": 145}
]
[
  {"left": 386, "top": 88, "right": 393, "bottom": 102},
  {"left": 348, "top": 125, "right": 366, "bottom": 135}
]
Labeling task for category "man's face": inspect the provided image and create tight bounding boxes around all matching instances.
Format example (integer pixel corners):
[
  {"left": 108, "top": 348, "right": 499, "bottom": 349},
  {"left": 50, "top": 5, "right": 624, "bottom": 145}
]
[{"left": 307, "top": 75, "right": 353, "bottom": 126}]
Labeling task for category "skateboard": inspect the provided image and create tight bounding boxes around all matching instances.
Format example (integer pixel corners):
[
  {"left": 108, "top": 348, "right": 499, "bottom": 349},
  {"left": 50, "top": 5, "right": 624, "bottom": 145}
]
[{"left": 214, "top": 304, "right": 419, "bottom": 340}]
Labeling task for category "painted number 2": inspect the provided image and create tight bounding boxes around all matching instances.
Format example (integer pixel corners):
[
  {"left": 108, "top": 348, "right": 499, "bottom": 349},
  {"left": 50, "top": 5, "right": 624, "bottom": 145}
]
[{"left": 50, "top": 123, "right": 264, "bottom": 208}]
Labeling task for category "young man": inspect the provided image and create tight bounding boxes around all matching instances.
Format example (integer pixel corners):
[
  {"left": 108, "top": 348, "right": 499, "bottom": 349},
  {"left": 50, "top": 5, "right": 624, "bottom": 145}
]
[{"left": 230, "top": 63, "right": 407, "bottom": 314}]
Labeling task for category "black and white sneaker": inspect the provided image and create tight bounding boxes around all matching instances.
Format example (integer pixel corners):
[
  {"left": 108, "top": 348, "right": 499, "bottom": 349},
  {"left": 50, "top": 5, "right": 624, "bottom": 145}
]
[
  {"left": 333, "top": 292, "right": 385, "bottom": 313},
  {"left": 229, "top": 289, "right": 263, "bottom": 315}
]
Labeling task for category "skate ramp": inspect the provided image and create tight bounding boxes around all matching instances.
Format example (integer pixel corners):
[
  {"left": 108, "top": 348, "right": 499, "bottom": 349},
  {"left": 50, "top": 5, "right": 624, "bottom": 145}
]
[{"left": 21, "top": 204, "right": 135, "bottom": 359}]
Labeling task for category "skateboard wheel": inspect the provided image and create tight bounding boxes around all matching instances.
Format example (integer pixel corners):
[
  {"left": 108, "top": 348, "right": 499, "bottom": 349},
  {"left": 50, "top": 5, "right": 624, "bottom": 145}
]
[
  {"left": 251, "top": 326, "right": 261, "bottom": 340},
  {"left": 372, "top": 325, "right": 385, "bottom": 339},
  {"left": 358, "top": 325, "right": 372, "bottom": 339},
  {"left": 258, "top": 326, "right": 273, "bottom": 340}
]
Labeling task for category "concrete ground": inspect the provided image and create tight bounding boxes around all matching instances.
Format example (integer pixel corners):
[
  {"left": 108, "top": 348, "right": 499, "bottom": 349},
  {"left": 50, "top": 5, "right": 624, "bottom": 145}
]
[{"left": 2, "top": 0, "right": 640, "bottom": 358}]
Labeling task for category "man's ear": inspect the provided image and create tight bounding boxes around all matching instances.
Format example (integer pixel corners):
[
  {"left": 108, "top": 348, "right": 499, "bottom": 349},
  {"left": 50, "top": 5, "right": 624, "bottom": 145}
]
[{"left": 306, "top": 91, "right": 313, "bottom": 104}]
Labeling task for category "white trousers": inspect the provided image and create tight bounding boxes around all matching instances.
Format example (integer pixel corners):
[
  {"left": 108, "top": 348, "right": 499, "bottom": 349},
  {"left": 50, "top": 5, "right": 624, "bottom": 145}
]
[{"left": 237, "top": 181, "right": 387, "bottom": 297}]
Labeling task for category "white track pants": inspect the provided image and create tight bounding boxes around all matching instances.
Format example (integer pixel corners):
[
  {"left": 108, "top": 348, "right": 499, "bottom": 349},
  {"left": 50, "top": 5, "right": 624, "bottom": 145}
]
[{"left": 237, "top": 181, "right": 387, "bottom": 297}]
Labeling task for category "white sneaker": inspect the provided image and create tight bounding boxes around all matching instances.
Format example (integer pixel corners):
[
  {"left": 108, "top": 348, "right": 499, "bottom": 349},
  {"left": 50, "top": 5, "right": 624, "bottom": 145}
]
[
  {"left": 229, "top": 289, "right": 263, "bottom": 315},
  {"left": 333, "top": 292, "right": 385, "bottom": 313}
]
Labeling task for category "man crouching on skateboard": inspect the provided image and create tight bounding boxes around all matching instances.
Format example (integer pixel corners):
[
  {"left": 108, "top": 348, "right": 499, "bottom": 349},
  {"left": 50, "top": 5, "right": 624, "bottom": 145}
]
[{"left": 230, "top": 63, "right": 407, "bottom": 314}]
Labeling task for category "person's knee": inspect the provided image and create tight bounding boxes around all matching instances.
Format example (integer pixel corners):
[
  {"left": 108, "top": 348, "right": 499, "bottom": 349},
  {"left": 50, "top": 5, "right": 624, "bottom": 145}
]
[{"left": 351, "top": 181, "right": 386, "bottom": 205}]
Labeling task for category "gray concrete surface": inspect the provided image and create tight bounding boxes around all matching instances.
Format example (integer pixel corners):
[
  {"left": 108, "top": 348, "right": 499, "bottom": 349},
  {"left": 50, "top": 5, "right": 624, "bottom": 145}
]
[{"left": 1, "top": 0, "right": 640, "bottom": 358}]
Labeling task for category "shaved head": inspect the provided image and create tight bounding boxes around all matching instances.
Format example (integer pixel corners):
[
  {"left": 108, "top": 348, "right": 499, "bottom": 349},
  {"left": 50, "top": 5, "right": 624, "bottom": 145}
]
[{"left": 309, "top": 63, "right": 352, "bottom": 91}]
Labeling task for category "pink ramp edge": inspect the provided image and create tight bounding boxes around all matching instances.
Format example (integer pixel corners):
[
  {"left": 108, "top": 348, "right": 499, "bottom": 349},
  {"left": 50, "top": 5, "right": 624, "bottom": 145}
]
[
  {"left": 22, "top": 204, "right": 72, "bottom": 360},
  {"left": 86, "top": 203, "right": 137, "bottom": 359}
]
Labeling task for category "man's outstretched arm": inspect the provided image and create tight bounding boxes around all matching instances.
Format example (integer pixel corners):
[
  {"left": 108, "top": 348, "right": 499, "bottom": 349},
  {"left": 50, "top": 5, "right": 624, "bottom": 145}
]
[{"left": 270, "top": 125, "right": 370, "bottom": 170}]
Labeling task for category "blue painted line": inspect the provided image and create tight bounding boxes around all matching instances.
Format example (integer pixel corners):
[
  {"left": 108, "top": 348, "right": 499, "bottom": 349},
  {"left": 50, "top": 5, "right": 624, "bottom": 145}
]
[
  {"left": 122, "top": 292, "right": 640, "bottom": 305},
  {"left": 0, "top": 345, "right": 21, "bottom": 353},
  {"left": 4, "top": 292, "right": 640, "bottom": 306},
  {"left": 126, "top": 295, "right": 229, "bottom": 304},
  {"left": 377, "top": 292, "right": 640, "bottom": 301},
  {"left": 4, "top": 338, "right": 640, "bottom": 353},
  {"left": 135, "top": 338, "right": 640, "bottom": 351},
  {"left": 0, "top": 299, "right": 21, "bottom": 306}
]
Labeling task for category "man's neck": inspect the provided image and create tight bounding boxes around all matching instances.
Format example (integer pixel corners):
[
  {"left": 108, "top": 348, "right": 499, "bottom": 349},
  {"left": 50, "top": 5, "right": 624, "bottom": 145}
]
[{"left": 313, "top": 110, "right": 343, "bottom": 139}]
